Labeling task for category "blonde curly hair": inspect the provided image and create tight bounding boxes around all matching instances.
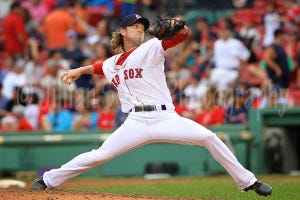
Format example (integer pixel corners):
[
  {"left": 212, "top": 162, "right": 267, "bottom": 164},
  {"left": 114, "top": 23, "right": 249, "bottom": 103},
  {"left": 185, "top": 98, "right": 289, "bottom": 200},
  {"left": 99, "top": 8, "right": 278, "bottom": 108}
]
[{"left": 110, "top": 30, "right": 124, "bottom": 52}]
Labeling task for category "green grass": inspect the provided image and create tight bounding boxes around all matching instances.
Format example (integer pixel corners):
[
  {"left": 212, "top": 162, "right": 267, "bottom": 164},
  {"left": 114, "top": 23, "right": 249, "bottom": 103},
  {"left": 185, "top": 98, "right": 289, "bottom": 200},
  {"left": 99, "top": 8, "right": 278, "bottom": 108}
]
[{"left": 72, "top": 176, "right": 300, "bottom": 200}]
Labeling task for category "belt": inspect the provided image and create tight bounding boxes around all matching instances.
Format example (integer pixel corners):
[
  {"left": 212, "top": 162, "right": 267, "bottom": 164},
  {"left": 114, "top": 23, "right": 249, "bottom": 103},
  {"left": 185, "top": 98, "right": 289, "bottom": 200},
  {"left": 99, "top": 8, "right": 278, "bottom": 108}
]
[{"left": 130, "top": 105, "right": 167, "bottom": 112}]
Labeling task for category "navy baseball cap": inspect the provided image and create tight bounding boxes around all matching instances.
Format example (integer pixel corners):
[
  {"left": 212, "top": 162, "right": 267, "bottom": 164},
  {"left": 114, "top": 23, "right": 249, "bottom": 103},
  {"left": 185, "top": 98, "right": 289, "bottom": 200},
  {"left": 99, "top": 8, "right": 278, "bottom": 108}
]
[{"left": 119, "top": 14, "right": 150, "bottom": 30}]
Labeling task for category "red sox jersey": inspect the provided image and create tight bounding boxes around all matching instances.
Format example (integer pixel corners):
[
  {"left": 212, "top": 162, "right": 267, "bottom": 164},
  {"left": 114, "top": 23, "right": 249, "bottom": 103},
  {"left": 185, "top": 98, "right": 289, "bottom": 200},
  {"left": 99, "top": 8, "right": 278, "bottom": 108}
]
[{"left": 93, "top": 33, "right": 188, "bottom": 113}]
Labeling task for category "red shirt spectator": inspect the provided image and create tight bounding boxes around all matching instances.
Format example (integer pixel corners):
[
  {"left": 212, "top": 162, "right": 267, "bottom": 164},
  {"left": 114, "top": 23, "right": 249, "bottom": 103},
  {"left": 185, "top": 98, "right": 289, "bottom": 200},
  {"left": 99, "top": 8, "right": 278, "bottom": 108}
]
[
  {"left": 97, "top": 111, "right": 115, "bottom": 130},
  {"left": 195, "top": 106, "right": 225, "bottom": 126},
  {"left": 19, "top": 117, "right": 33, "bottom": 131},
  {"left": 195, "top": 85, "right": 225, "bottom": 126},
  {"left": 3, "top": 2, "right": 28, "bottom": 56}
]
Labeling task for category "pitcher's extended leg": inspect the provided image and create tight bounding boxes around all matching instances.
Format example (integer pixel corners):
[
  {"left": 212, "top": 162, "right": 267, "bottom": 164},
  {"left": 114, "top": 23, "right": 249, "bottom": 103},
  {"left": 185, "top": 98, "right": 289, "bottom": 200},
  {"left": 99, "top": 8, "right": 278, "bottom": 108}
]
[
  {"left": 43, "top": 116, "right": 151, "bottom": 188},
  {"left": 151, "top": 112, "right": 256, "bottom": 189}
]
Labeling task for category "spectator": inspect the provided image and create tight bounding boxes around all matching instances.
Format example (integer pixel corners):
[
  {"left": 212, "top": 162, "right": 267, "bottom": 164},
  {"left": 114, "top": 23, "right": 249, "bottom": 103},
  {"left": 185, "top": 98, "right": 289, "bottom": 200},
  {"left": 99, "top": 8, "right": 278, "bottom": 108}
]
[
  {"left": 73, "top": 1, "right": 89, "bottom": 38},
  {"left": 225, "top": 85, "right": 250, "bottom": 125},
  {"left": 72, "top": 57, "right": 94, "bottom": 89},
  {"left": 0, "top": 83, "right": 9, "bottom": 113},
  {"left": 195, "top": 85, "right": 225, "bottom": 126},
  {"left": 5, "top": 86, "right": 26, "bottom": 112},
  {"left": 0, "top": 104, "right": 33, "bottom": 132},
  {"left": 41, "top": 98, "right": 73, "bottom": 132},
  {"left": 192, "top": 16, "right": 217, "bottom": 75},
  {"left": 1, "top": 114, "right": 18, "bottom": 132},
  {"left": 3, "top": 2, "right": 29, "bottom": 58},
  {"left": 23, "top": 38, "right": 45, "bottom": 99},
  {"left": 61, "top": 29, "right": 85, "bottom": 66},
  {"left": 42, "top": 3, "right": 73, "bottom": 50},
  {"left": 38, "top": 86, "right": 59, "bottom": 128},
  {"left": 166, "top": 58, "right": 191, "bottom": 91},
  {"left": 93, "top": 43, "right": 112, "bottom": 63},
  {"left": 97, "top": 91, "right": 118, "bottom": 130},
  {"left": 76, "top": 18, "right": 111, "bottom": 57},
  {"left": 40, "top": 55, "right": 76, "bottom": 92},
  {"left": 210, "top": 20, "right": 250, "bottom": 91},
  {"left": 21, "top": 0, "right": 48, "bottom": 22},
  {"left": 262, "top": 29, "right": 291, "bottom": 88},
  {"left": 2, "top": 59, "right": 26, "bottom": 99},
  {"left": 12, "top": 104, "right": 33, "bottom": 131},
  {"left": 258, "top": 84, "right": 293, "bottom": 108},
  {"left": 239, "top": 16, "right": 261, "bottom": 63},
  {"left": 0, "top": 56, "right": 12, "bottom": 84},
  {"left": 40, "top": 59, "right": 61, "bottom": 89},
  {"left": 284, "top": 29, "right": 299, "bottom": 68},
  {"left": 174, "top": 92, "right": 195, "bottom": 119},
  {"left": 24, "top": 92, "right": 40, "bottom": 130},
  {"left": 49, "top": 49, "right": 70, "bottom": 70},
  {"left": 183, "top": 73, "right": 208, "bottom": 110},
  {"left": 72, "top": 95, "right": 98, "bottom": 131},
  {"left": 262, "top": 2, "right": 282, "bottom": 47},
  {"left": 283, "top": 0, "right": 300, "bottom": 35}
]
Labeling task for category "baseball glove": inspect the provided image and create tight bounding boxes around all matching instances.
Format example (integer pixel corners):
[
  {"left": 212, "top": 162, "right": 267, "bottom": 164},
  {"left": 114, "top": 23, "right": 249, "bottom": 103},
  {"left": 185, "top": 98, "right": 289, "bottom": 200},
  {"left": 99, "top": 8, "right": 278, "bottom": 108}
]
[{"left": 147, "top": 17, "right": 186, "bottom": 40}]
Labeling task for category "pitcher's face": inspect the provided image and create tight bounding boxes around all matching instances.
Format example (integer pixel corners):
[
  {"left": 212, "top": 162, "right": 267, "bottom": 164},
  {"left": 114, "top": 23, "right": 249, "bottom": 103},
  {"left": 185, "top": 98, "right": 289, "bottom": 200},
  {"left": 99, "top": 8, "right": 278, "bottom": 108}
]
[{"left": 123, "top": 23, "right": 145, "bottom": 47}]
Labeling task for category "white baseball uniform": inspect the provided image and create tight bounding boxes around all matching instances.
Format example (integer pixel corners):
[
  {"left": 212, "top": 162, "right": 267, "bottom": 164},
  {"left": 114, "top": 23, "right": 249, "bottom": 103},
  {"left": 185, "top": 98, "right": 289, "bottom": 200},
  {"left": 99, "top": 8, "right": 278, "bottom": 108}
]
[{"left": 43, "top": 35, "right": 257, "bottom": 190}]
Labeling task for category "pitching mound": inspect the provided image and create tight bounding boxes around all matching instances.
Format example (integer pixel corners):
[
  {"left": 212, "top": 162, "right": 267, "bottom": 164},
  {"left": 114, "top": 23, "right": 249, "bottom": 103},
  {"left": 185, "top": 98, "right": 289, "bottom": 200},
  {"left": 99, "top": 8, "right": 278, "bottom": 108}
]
[{"left": 0, "top": 178, "right": 207, "bottom": 200}]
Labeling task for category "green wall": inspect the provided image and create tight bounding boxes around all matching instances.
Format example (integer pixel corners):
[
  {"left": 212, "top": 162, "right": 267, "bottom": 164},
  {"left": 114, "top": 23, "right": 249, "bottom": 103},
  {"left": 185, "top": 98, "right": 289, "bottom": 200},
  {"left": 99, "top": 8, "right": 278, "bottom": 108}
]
[{"left": 1, "top": 108, "right": 300, "bottom": 177}]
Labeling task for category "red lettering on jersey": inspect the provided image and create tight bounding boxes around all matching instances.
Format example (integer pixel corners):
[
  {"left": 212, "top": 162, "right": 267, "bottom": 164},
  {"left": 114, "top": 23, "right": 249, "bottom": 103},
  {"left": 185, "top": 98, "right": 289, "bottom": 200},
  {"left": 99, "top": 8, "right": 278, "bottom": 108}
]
[
  {"left": 113, "top": 68, "right": 143, "bottom": 87},
  {"left": 111, "top": 75, "right": 120, "bottom": 87},
  {"left": 129, "top": 69, "right": 134, "bottom": 79},
  {"left": 124, "top": 69, "right": 129, "bottom": 80},
  {"left": 135, "top": 68, "right": 143, "bottom": 78}
]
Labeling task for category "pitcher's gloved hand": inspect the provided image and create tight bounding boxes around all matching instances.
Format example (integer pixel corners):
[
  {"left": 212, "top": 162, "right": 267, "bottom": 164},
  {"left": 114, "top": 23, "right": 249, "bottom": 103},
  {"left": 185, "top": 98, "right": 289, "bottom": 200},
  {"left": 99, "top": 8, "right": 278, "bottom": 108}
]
[{"left": 147, "top": 17, "right": 186, "bottom": 40}]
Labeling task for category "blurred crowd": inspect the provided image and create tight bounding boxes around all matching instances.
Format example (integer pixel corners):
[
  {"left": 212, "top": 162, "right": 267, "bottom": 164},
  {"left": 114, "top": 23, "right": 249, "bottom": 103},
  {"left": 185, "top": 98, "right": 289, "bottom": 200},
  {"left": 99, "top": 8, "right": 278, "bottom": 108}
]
[{"left": 0, "top": 0, "right": 299, "bottom": 133}]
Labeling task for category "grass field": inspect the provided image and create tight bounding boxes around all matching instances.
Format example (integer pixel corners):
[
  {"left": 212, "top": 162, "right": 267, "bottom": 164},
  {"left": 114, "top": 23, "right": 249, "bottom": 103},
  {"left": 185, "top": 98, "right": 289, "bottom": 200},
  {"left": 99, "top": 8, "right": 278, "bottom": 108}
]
[{"left": 72, "top": 175, "right": 300, "bottom": 200}]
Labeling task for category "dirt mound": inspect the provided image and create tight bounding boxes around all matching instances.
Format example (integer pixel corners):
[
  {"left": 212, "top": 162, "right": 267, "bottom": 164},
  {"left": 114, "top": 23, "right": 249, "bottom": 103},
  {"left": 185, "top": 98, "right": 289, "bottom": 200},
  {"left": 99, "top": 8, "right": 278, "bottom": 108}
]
[{"left": 0, "top": 178, "right": 207, "bottom": 200}]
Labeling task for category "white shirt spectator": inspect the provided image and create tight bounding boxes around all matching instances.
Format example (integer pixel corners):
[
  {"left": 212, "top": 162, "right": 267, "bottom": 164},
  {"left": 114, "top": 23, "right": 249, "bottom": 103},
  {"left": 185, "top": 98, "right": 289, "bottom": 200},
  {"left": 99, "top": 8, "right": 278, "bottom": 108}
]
[
  {"left": 184, "top": 79, "right": 209, "bottom": 110},
  {"left": 2, "top": 71, "right": 26, "bottom": 99},
  {"left": 213, "top": 38, "right": 250, "bottom": 70},
  {"left": 263, "top": 12, "right": 281, "bottom": 47},
  {"left": 210, "top": 37, "right": 250, "bottom": 90},
  {"left": 23, "top": 61, "right": 45, "bottom": 99},
  {"left": 24, "top": 104, "right": 39, "bottom": 129}
]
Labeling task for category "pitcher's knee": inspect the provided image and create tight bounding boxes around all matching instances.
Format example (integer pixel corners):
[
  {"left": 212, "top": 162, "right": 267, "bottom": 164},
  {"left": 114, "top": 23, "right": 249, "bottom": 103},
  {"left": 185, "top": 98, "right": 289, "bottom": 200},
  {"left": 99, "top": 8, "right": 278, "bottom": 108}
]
[
  {"left": 201, "top": 131, "right": 219, "bottom": 146},
  {"left": 89, "top": 148, "right": 115, "bottom": 165}
]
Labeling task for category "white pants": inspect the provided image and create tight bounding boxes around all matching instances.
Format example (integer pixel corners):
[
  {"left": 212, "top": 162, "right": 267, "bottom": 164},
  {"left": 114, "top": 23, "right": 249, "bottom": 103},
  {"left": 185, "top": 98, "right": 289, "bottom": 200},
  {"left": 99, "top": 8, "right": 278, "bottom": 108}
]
[{"left": 43, "top": 110, "right": 256, "bottom": 189}]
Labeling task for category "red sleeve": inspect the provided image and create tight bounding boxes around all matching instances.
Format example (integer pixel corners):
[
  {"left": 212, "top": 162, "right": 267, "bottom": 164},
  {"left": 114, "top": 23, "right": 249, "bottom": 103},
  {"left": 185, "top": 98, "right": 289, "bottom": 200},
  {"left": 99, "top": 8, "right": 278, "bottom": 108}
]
[
  {"left": 93, "top": 62, "right": 104, "bottom": 76},
  {"left": 162, "top": 28, "right": 189, "bottom": 50}
]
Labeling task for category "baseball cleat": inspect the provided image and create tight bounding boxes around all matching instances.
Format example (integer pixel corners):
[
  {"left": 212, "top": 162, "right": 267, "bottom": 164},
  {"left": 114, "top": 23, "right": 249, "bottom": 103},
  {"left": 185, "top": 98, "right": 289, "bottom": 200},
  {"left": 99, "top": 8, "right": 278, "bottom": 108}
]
[
  {"left": 244, "top": 181, "right": 272, "bottom": 196},
  {"left": 31, "top": 176, "right": 47, "bottom": 190}
]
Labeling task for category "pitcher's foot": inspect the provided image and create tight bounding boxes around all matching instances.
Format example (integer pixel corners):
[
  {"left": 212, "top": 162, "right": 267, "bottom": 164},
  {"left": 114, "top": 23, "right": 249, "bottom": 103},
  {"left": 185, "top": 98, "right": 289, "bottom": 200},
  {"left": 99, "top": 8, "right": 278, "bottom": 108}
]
[
  {"left": 244, "top": 181, "right": 272, "bottom": 196},
  {"left": 31, "top": 176, "right": 47, "bottom": 190}
]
